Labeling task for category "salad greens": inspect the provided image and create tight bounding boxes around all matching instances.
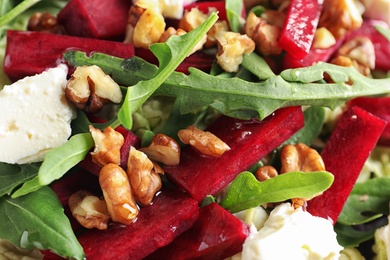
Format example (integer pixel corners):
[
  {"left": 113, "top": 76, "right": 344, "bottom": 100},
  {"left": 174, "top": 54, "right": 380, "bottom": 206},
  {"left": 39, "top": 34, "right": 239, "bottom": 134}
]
[
  {"left": 0, "top": 0, "right": 389, "bottom": 258},
  {"left": 65, "top": 50, "right": 390, "bottom": 121},
  {"left": 220, "top": 170, "right": 334, "bottom": 213},
  {"left": 0, "top": 186, "right": 84, "bottom": 260}
]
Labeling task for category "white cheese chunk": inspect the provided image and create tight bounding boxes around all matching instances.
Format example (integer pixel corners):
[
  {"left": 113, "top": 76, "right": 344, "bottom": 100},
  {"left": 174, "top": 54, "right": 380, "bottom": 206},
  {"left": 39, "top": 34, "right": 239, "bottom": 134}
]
[
  {"left": 240, "top": 203, "right": 343, "bottom": 260},
  {"left": 0, "top": 65, "right": 76, "bottom": 164}
]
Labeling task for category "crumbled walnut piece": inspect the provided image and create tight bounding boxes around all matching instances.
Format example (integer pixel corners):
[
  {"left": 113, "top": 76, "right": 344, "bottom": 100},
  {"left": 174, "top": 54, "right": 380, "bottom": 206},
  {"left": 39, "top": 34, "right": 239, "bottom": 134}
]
[
  {"left": 178, "top": 125, "right": 231, "bottom": 157},
  {"left": 204, "top": 20, "right": 229, "bottom": 48},
  {"left": 99, "top": 163, "right": 139, "bottom": 225},
  {"left": 245, "top": 12, "right": 282, "bottom": 56},
  {"left": 179, "top": 7, "right": 208, "bottom": 32},
  {"left": 280, "top": 143, "right": 326, "bottom": 209},
  {"left": 68, "top": 190, "right": 110, "bottom": 230},
  {"left": 255, "top": 165, "right": 279, "bottom": 182},
  {"left": 127, "top": 147, "right": 162, "bottom": 206},
  {"left": 159, "top": 27, "right": 206, "bottom": 55},
  {"left": 312, "top": 27, "right": 337, "bottom": 49},
  {"left": 124, "top": 1, "right": 165, "bottom": 48},
  {"left": 89, "top": 125, "right": 124, "bottom": 167},
  {"left": 139, "top": 134, "right": 181, "bottom": 165},
  {"left": 28, "top": 12, "right": 64, "bottom": 34},
  {"left": 319, "top": 0, "right": 363, "bottom": 39},
  {"left": 216, "top": 31, "right": 255, "bottom": 72},
  {"left": 65, "top": 65, "right": 122, "bottom": 113}
]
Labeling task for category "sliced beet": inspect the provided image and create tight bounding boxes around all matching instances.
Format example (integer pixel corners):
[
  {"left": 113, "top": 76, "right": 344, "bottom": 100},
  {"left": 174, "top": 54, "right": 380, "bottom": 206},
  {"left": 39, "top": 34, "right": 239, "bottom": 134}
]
[
  {"left": 77, "top": 188, "right": 199, "bottom": 260},
  {"left": 146, "top": 202, "right": 249, "bottom": 260},
  {"left": 347, "top": 97, "right": 390, "bottom": 146},
  {"left": 57, "top": 0, "right": 131, "bottom": 40},
  {"left": 165, "top": 106, "right": 304, "bottom": 201},
  {"left": 4, "top": 30, "right": 134, "bottom": 81},
  {"left": 306, "top": 106, "right": 387, "bottom": 224}
]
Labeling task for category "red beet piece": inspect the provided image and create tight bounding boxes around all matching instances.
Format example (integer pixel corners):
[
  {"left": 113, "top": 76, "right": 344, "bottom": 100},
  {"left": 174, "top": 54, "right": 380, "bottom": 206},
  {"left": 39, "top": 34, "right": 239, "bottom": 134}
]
[
  {"left": 4, "top": 30, "right": 134, "bottom": 81},
  {"left": 77, "top": 188, "right": 199, "bottom": 260},
  {"left": 278, "top": 0, "right": 323, "bottom": 59},
  {"left": 146, "top": 202, "right": 249, "bottom": 260},
  {"left": 57, "top": 0, "right": 131, "bottom": 40},
  {"left": 306, "top": 106, "right": 387, "bottom": 224},
  {"left": 165, "top": 106, "right": 304, "bottom": 201},
  {"left": 347, "top": 97, "right": 390, "bottom": 146},
  {"left": 281, "top": 39, "right": 343, "bottom": 69}
]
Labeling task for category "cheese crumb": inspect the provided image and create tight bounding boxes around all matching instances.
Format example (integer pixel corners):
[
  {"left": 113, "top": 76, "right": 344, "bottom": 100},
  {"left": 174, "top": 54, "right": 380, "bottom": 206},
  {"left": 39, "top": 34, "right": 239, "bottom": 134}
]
[
  {"left": 241, "top": 203, "right": 343, "bottom": 260},
  {"left": 0, "top": 65, "right": 76, "bottom": 164}
]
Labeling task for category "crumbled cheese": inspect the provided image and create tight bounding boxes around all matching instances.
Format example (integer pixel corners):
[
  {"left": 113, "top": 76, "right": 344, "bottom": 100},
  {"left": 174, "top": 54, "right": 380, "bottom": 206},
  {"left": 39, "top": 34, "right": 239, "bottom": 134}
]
[
  {"left": 0, "top": 65, "right": 76, "bottom": 164},
  {"left": 375, "top": 215, "right": 390, "bottom": 260},
  {"left": 240, "top": 203, "right": 343, "bottom": 260}
]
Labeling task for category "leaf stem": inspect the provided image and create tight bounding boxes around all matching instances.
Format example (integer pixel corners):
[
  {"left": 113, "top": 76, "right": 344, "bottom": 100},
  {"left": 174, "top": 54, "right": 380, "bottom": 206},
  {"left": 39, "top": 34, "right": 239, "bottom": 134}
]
[{"left": 0, "top": 0, "right": 41, "bottom": 27}]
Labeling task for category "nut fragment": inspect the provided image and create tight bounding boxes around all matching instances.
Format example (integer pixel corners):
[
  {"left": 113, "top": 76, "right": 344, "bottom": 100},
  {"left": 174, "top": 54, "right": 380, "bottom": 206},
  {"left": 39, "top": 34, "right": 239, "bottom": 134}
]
[
  {"left": 159, "top": 27, "right": 206, "bottom": 55},
  {"left": 99, "top": 163, "right": 139, "bottom": 225},
  {"left": 312, "top": 27, "right": 337, "bottom": 49},
  {"left": 255, "top": 165, "right": 279, "bottom": 182},
  {"left": 68, "top": 190, "right": 110, "bottom": 230},
  {"left": 127, "top": 147, "right": 163, "bottom": 206},
  {"left": 280, "top": 143, "right": 326, "bottom": 209},
  {"left": 178, "top": 125, "right": 231, "bottom": 157},
  {"left": 28, "top": 12, "right": 64, "bottom": 34},
  {"left": 319, "top": 0, "right": 363, "bottom": 39},
  {"left": 139, "top": 134, "right": 181, "bottom": 165},
  {"left": 245, "top": 12, "right": 282, "bottom": 56},
  {"left": 89, "top": 125, "right": 124, "bottom": 167},
  {"left": 124, "top": 1, "right": 165, "bottom": 48},
  {"left": 330, "top": 36, "right": 375, "bottom": 76},
  {"left": 216, "top": 31, "right": 255, "bottom": 72},
  {"left": 65, "top": 65, "right": 122, "bottom": 113}
]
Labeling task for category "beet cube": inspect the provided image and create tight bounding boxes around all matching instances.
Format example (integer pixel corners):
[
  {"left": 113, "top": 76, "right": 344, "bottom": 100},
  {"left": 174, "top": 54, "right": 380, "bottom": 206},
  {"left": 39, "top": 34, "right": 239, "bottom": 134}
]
[
  {"left": 4, "top": 30, "right": 134, "bottom": 81},
  {"left": 57, "top": 0, "right": 131, "bottom": 40},
  {"left": 146, "top": 202, "right": 250, "bottom": 260},
  {"left": 77, "top": 188, "right": 199, "bottom": 260},
  {"left": 165, "top": 106, "right": 304, "bottom": 201},
  {"left": 307, "top": 106, "right": 387, "bottom": 224}
]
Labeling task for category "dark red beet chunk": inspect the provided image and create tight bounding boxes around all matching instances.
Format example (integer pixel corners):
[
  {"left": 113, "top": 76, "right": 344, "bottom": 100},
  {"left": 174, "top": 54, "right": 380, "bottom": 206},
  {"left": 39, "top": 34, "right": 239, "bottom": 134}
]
[
  {"left": 165, "top": 106, "right": 304, "bottom": 201},
  {"left": 57, "top": 0, "right": 131, "bottom": 40},
  {"left": 146, "top": 202, "right": 250, "bottom": 260},
  {"left": 4, "top": 30, "right": 134, "bottom": 81},
  {"left": 307, "top": 106, "right": 387, "bottom": 224},
  {"left": 347, "top": 97, "right": 390, "bottom": 146},
  {"left": 77, "top": 188, "right": 199, "bottom": 260}
]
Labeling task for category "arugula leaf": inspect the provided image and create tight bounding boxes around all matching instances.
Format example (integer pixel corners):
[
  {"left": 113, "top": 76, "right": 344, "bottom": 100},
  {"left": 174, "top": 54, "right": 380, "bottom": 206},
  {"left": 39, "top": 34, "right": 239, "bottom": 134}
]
[
  {"left": 12, "top": 133, "right": 94, "bottom": 198},
  {"left": 225, "top": 0, "right": 244, "bottom": 33},
  {"left": 334, "top": 222, "right": 378, "bottom": 247},
  {"left": 65, "top": 52, "right": 390, "bottom": 121},
  {"left": 241, "top": 52, "right": 275, "bottom": 80},
  {"left": 337, "top": 177, "right": 390, "bottom": 225},
  {"left": 117, "top": 12, "right": 218, "bottom": 129},
  {"left": 219, "top": 171, "right": 334, "bottom": 213},
  {"left": 0, "top": 186, "right": 84, "bottom": 260},
  {"left": 0, "top": 162, "right": 40, "bottom": 197}
]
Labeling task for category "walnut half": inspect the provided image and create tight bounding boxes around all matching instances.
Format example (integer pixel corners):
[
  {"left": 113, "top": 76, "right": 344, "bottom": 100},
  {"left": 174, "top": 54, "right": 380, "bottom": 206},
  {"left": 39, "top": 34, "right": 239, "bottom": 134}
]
[{"left": 65, "top": 65, "right": 122, "bottom": 113}]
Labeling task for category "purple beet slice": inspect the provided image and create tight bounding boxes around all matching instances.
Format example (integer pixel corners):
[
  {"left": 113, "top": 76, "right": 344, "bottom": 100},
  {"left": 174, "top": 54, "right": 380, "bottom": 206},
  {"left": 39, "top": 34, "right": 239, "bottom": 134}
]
[
  {"left": 307, "top": 106, "right": 387, "bottom": 224},
  {"left": 165, "top": 106, "right": 304, "bottom": 201},
  {"left": 146, "top": 202, "right": 250, "bottom": 260},
  {"left": 77, "top": 188, "right": 199, "bottom": 260},
  {"left": 57, "top": 0, "right": 131, "bottom": 40},
  {"left": 4, "top": 30, "right": 134, "bottom": 81}
]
